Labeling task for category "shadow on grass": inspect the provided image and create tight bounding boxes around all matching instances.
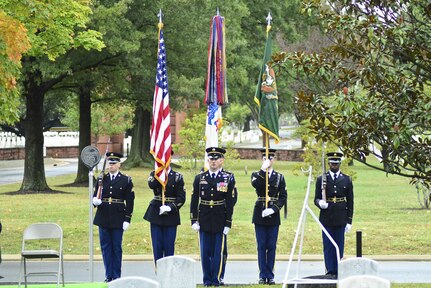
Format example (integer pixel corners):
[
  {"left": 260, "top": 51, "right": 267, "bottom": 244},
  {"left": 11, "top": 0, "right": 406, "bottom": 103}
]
[{"left": 5, "top": 190, "right": 71, "bottom": 195}]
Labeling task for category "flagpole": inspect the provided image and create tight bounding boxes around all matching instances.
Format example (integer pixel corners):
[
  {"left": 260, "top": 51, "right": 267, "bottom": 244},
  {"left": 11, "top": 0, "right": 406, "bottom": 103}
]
[
  {"left": 265, "top": 132, "right": 269, "bottom": 208},
  {"left": 156, "top": 9, "right": 166, "bottom": 206},
  {"left": 264, "top": 12, "right": 272, "bottom": 209}
]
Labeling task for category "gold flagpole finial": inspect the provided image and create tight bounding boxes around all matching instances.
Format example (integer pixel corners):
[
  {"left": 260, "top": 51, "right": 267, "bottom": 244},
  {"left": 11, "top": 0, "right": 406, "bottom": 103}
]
[
  {"left": 157, "top": 9, "right": 164, "bottom": 29},
  {"left": 266, "top": 12, "right": 272, "bottom": 34}
]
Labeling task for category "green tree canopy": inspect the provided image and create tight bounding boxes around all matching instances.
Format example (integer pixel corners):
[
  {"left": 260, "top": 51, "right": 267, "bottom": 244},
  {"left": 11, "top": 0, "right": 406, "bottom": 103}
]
[
  {"left": 1, "top": 0, "right": 105, "bottom": 192},
  {"left": 274, "top": 0, "right": 431, "bottom": 182},
  {"left": 225, "top": 103, "right": 251, "bottom": 130}
]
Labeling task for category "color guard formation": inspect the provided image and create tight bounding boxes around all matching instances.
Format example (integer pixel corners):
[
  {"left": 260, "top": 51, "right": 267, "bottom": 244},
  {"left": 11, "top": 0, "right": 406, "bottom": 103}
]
[{"left": 92, "top": 149, "right": 354, "bottom": 286}]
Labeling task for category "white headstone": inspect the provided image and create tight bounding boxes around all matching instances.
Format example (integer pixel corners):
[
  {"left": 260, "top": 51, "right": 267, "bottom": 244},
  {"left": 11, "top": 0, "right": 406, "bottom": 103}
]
[
  {"left": 157, "top": 255, "right": 196, "bottom": 288},
  {"left": 108, "top": 276, "right": 160, "bottom": 288},
  {"left": 338, "top": 275, "right": 390, "bottom": 288},
  {"left": 338, "top": 257, "right": 379, "bottom": 280}
]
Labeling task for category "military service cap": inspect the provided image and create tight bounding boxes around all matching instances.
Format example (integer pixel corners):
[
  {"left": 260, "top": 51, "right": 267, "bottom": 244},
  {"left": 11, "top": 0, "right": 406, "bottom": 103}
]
[
  {"left": 206, "top": 147, "right": 226, "bottom": 159},
  {"left": 106, "top": 152, "right": 123, "bottom": 163},
  {"left": 327, "top": 152, "right": 343, "bottom": 164},
  {"left": 260, "top": 148, "right": 276, "bottom": 159}
]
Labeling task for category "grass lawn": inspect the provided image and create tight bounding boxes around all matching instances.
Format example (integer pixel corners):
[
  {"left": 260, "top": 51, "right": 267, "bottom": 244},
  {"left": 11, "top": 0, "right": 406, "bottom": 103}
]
[{"left": 0, "top": 158, "right": 430, "bottom": 258}]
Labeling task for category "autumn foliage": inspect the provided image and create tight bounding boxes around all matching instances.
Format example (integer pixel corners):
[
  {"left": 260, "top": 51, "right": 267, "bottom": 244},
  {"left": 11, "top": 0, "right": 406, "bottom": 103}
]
[{"left": 0, "top": 11, "right": 30, "bottom": 90}]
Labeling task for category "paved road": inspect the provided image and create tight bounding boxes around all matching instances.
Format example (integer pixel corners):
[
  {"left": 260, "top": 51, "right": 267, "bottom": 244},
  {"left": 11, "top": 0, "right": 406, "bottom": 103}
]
[
  {"left": 0, "top": 158, "right": 78, "bottom": 185},
  {"left": 1, "top": 258, "right": 430, "bottom": 285}
]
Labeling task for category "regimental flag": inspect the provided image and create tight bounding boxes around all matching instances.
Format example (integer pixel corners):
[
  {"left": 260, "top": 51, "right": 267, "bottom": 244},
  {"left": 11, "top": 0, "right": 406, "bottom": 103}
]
[
  {"left": 204, "top": 14, "right": 228, "bottom": 169},
  {"left": 254, "top": 25, "right": 279, "bottom": 143},
  {"left": 150, "top": 21, "right": 172, "bottom": 188}
]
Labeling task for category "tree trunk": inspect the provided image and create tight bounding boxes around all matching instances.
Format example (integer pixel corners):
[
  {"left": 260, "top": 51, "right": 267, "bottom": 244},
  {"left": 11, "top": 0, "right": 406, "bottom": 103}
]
[
  {"left": 122, "top": 107, "right": 152, "bottom": 169},
  {"left": 20, "top": 79, "right": 51, "bottom": 192},
  {"left": 381, "top": 147, "right": 390, "bottom": 172},
  {"left": 243, "top": 115, "right": 251, "bottom": 132},
  {"left": 74, "top": 85, "right": 92, "bottom": 184}
]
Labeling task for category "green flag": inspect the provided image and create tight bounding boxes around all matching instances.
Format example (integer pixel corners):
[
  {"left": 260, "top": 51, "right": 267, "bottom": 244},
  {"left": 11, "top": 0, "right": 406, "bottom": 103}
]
[{"left": 254, "top": 27, "right": 279, "bottom": 143}]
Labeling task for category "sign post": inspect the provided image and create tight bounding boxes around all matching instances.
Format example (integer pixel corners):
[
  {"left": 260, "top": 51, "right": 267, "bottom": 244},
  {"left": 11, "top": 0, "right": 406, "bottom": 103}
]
[{"left": 80, "top": 146, "right": 101, "bottom": 282}]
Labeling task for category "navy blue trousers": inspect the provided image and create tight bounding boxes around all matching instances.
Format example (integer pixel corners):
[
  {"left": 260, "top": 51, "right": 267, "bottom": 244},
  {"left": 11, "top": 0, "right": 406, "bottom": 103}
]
[
  {"left": 322, "top": 225, "right": 345, "bottom": 275},
  {"left": 99, "top": 227, "right": 124, "bottom": 280},
  {"left": 150, "top": 223, "right": 177, "bottom": 263},
  {"left": 255, "top": 224, "right": 279, "bottom": 280},
  {"left": 199, "top": 230, "right": 224, "bottom": 286}
]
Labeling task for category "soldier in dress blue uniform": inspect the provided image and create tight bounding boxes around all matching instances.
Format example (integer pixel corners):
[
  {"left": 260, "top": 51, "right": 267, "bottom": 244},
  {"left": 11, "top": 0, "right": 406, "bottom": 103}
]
[
  {"left": 92, "top": 152, "right": 135, "bottom": 282},
  {"left": 144, "top": 159, "right": 186, "bottom": 264},
  {"left": 190, "top": 147, "right": 236, "bottom": 287},
  {"left": 251, "top": 148, "right": 287, "bottom": 285},
  {"left": 314, "top": 152, "right": 354, "bottom": 277}
]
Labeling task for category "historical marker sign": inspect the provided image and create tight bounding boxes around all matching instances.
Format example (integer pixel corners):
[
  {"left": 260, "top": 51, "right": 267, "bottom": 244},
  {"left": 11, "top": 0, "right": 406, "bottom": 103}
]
[{"left": 81, "top": 146, "right": 101, "bottom": 169}]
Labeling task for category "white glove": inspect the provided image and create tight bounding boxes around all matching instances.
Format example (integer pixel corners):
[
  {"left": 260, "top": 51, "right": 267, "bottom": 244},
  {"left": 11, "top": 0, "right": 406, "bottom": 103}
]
[
  {"left": 223, "top": 227, "right": 230, "bottom": 235},
  {"left": 345, "top": 224, "right": 352, "bottom": 233},
  {"left": 262, "top": 208, "right": 275, "bottom": 218},
  {"left": 92, "top": 197, "right": 102, "bottom": 206},
  {"left": 318, "top": 200, "right": 328, "bottom": 209},
  {"left": 191, "top": 222, "right": 200, "bottom": 232},
  {"left": 159, "top": 205, "right": 172, "bottom": 215},
  {"left": 122, "top": 221, "right": 130, "bottom": 231},
  {"left": 261, "top": 159, "right": 271, "bottom": 171}
]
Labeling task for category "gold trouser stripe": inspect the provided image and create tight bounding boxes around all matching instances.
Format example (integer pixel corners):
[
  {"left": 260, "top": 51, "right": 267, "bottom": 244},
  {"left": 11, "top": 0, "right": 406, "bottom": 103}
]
[{"left": 217, "top": 233, "right": 226, "bottom": 282}]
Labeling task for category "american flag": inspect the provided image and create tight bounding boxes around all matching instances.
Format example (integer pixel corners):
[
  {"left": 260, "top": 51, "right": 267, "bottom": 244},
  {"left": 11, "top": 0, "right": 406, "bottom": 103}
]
[{"left": 150, "top": 26, "right": 172, "bottom": 188}]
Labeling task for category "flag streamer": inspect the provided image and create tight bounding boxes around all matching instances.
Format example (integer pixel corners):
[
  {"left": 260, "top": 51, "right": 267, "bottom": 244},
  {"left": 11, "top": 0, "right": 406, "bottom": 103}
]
[
  {"left": 150, "top": 19, "right": 172, "bottom": 189},
  {"left": 204, "top": 13, "right": 228, "bottom": 169},
  {"left": 205, "top": 15, "right": 228, "bottom": 106}
]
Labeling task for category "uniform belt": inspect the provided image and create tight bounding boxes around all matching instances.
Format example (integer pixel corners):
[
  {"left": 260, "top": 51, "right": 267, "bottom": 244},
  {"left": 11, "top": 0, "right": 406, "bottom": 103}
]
[
  {"left": 257, "top": 197, "right": 278, "bottom": 202},
  {"left": 153, "top": 196, "right": 177, "bottom": 202},
  {"left": 200, "top": 200, "right": 225, "bottom": 206},
  {"left": 102, "top": 197, "right": 124, "bottom": 204},
  {"left": 327, "top": 197, "right": 346, "bottom": 203}
]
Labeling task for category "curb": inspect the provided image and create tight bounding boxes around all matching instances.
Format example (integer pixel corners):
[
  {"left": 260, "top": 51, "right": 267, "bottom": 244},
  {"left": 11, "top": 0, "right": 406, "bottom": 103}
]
[{"left": 2, "top": 254, "right": 431, "bottom": 262}]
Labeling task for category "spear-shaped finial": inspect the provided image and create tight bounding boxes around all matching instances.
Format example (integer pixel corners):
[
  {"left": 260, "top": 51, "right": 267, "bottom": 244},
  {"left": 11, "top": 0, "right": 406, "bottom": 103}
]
[
  {"left": 216, "top": 7, "right": 220, "bottom": 16},
  {"left": 266, "top": 12, "right": 272, "bottom": 26},
  {"left": 157, "top": 9, "right": 164, "bottom": 29},
  {"left": 158, "top": 9, "right": 163, "bottom": 23},
  {"left": 266, "top": 12, "right": 272, "bottom": 35}
]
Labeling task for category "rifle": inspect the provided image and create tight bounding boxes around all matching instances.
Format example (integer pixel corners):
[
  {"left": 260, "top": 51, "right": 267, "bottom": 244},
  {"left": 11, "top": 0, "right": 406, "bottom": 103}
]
[
  {"left": 96, "top": 145, "right": 109, "bottom": 199},
  {"left": 321, "top": 143, "right": 327, "bottom": 202}
]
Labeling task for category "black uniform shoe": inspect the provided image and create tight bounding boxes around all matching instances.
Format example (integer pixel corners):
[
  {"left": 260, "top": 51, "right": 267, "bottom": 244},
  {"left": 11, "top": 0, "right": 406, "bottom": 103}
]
[
  {"left": 219, "top": 279, "right": 225, "bottom": 286},
  {"left": 104, "top": 278, "right": 112, "bottom": 283},
  {"left": 258, "top": 278, "right": 266, "bottom": 284},
  {"left": 267, "top": 278, "right": 276, "bottom": 285}
]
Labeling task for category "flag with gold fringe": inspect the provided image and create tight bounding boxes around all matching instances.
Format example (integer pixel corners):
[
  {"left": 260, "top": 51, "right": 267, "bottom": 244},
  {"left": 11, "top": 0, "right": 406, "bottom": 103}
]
[
  {"left": 254, "top": 16, "right": 279, "bottom": 143},
  {"left": 150, "top": 14, "right": 172, "bottom": 188}
]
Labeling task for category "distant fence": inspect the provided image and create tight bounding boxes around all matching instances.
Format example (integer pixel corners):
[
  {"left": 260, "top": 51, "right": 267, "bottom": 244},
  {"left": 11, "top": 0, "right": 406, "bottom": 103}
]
[
  {"left": 0, "top": 132, "right": 132, "bottom": 160},
  {"left": 0, "top": 131, "right": 303, "bottom": 161},
  {"left": 0, "top": 131, "right": 80, "bottom": 148},
  {"left": 235, "top": 147, "right": 304, "bottom": 162}
]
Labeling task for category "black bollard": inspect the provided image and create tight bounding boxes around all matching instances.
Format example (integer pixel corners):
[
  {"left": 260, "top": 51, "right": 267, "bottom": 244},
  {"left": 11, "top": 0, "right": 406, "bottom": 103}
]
[{"left": 356, "top": 230, "right": 362, "bottom": 257}]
